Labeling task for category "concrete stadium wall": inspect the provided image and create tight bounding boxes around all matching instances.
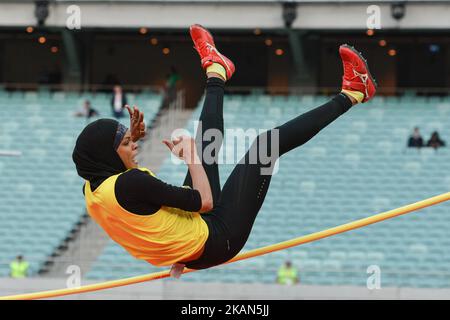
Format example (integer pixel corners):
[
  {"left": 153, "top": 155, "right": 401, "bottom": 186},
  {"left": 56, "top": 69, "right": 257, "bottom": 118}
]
[
  {"left": 0, "top": 1, "right": 449, "bottom": 30},
  {"left": 1, "top": 278, "right": 450, "bottom": 300}
]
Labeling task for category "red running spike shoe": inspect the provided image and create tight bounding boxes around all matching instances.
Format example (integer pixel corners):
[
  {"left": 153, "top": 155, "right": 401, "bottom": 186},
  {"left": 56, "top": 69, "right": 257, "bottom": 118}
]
[
  {"left": 339, "top": 44, "right": 377, "bottom": 103},
  {"left": 189, "top": 24, "right": 235, "bottom": 80}
]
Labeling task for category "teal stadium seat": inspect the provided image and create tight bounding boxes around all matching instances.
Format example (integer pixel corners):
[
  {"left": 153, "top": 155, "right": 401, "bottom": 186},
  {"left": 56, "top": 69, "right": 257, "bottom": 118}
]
[{"left": 0, "top": 90, "right": 162, "bottom": 276}]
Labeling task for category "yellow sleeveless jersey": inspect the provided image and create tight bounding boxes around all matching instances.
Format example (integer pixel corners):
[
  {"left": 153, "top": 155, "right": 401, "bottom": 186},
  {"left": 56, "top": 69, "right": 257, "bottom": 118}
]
[{"left": 84, "top": 167, "right": 209, "bottom": 267}]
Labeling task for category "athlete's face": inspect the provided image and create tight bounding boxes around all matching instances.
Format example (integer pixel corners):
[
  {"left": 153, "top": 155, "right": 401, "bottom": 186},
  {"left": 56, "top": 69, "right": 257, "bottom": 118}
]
[{"left": 116, "top": 130, "right": 139, "bottom": 169}]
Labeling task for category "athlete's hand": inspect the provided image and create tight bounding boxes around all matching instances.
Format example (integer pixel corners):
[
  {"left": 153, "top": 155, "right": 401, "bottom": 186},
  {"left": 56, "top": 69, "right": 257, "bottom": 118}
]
[
  {"left": 126, "top": 105, "right": 146, "bottom": 142},
  {"left": 162, "top": 136, "right": 198, "bottom": 163}
]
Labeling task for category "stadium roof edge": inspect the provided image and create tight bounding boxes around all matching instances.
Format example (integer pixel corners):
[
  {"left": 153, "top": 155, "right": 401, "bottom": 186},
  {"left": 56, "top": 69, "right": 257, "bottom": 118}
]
[
  {"left": 1, "top": 0, "right": 450, "bottom": 4},
  {"left": 1, "top": 0, "right": 449, "bottom": 29}
]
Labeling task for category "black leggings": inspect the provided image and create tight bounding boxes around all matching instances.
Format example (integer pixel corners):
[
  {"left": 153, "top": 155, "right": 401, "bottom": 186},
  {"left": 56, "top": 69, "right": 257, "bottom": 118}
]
[{"left": 183, "top": 78, "right": 353, "bottom": 269}]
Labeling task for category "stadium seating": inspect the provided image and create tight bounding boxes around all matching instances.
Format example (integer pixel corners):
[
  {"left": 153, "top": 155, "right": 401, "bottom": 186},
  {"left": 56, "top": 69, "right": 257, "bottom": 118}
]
[
  {"left": 0, "top": 89, "right": 162, "bottom": 276},
  {"left": 89, "top": 93, "right": 450, "bottom": 288}
]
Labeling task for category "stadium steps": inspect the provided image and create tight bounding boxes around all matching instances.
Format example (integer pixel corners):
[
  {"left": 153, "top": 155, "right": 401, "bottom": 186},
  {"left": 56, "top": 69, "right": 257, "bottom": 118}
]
[{"left": 40, "top": 213, "right": 111, "bottom": 278}]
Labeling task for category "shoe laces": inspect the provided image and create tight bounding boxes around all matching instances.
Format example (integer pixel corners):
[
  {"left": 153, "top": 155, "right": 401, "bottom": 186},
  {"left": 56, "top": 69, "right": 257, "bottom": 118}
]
[
  {"left": 194, "top": 41, "right": 213, "bottom": 55},
  {"left": 343, "top": 61, "right": 357, "bottom": 80}
]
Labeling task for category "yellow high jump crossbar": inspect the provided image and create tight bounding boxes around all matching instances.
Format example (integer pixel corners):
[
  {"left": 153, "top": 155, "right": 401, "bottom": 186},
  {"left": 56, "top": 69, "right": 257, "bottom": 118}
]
[{"left": 2, "top": 191, "right": 450, "bottom": 300}]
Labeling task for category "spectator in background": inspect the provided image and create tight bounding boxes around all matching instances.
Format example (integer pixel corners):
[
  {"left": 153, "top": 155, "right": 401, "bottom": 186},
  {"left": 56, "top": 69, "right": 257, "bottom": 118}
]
[
  {"left": 407, "top": 127, "right": 424, "bottom": 148},
  {"left": 9, "top": 255, "right": 29, "bottom": 279},
  {"left": 73, "top": 100, "right": 99, "bottom": 119},
  {"left": 276, "top": 260, "right": 299, "bottom": 285},
  {"left": 160, "top": 66, "right": 180, "bottom": 110},
  {"left": 427, "top": 131, "right": 446, "bottom": 149},
  {"left": 111, "top": 85, "right": 128, "bottom": 119}
]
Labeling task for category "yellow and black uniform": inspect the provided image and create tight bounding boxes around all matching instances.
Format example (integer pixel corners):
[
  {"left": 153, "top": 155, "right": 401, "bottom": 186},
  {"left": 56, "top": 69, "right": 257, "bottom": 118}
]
[
  {"left": 84, "top": 167, "right": 208, "bottom": 266},
  {"left": 277, "top": 265, "right": 299, "bottom": 285},
  {"left": 73, "top": 78, "right": 354, "bottom": 271},
  {"left": 10, "top": 259, "right": 29, "bottom": 278}
]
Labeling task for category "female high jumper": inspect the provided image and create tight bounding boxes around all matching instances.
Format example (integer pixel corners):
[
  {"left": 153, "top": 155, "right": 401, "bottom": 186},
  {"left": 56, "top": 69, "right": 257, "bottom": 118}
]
[{"left": 72, "top": 25, "right": 376, "bottom": 275}]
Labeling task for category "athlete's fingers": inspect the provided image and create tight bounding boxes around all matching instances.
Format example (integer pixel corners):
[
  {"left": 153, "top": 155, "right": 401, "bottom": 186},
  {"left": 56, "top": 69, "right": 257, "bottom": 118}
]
[
  {"left": 139, "top": 123, "right": 146, "bottom": 137},
  {"left": 172, "top": 137, "right": 183, "bottom": 145},
  {"left": 170, "top": 141, "right": 184, "bottom": 159},
  {"left": 175, "top": 135, "right": 191, "bottom": 144},
  {"left": 133, "top": 106, "right": 138, "bottom": 122},
  {"left": 125, "top": 105, "right": 132, "bottom": 117},
  {"left": 162, "top": 140, "right": 174, "bottom": 151}
]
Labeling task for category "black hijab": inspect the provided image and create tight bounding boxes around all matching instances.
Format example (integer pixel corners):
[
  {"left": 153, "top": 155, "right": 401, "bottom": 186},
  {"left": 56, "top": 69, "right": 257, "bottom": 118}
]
[{"left": 72, "top": 119, "right": 128, "bottom": 191}]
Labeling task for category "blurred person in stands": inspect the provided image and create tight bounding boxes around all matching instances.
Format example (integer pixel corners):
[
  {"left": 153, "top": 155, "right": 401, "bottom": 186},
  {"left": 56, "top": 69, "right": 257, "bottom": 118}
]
[
  {"left": 407, "top": 127, "right": 424, "bottom": 148},
  {"left": 73, "top": 25, "right": 376, "bottom": 275},
  {"left": 277, "top": 260, "right": 299, "bottom": 285},
  {"left": 427, "top": 131, "right": 446, "bottom": 149},
  {"left": 73, "top": 100, "right": 99, "bottom": 119},
  {"left": 160, "top": 66, "right": 181, "bottom": 110},
  {"left": 111, "top": 85, "right": 128, "bottom": 119},
  {"left": 9, "top": 255, "right": 29, "bottom": 279}
]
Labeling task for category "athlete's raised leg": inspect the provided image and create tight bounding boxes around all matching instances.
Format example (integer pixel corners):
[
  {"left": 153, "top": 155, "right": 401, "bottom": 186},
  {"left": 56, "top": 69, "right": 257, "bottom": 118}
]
[
  {"left": 186, "top": 44, "right": 377, "bottom": 269},
  {"left": 182, "top": 25, "right": 236, "bottom": 205},
  {"left": 182, "top": 77, "right": 225, "bottom": 204}
]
